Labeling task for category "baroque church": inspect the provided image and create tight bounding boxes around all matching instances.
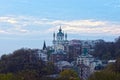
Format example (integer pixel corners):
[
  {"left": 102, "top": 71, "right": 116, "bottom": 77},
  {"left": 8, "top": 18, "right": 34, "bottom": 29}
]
[
  {"left": 50, "top": 27, "right": 69, "bottom": 63},
  {"left": 53, "top": 27, "right": 69, "bottom": 51}
]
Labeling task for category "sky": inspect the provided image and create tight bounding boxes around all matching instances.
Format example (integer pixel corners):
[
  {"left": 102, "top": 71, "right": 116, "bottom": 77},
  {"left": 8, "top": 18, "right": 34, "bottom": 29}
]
[{"left": 0, "top": 0, "right": 120, "bottom": 55}]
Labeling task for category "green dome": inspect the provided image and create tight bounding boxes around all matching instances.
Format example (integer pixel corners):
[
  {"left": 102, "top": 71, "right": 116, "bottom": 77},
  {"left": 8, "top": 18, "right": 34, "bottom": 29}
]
[
  {"left": 57, "top": 31, "right": 64, "bottom": 36},
  {"left": 57, "top": 27, "right": 64, "bottom": 37}
]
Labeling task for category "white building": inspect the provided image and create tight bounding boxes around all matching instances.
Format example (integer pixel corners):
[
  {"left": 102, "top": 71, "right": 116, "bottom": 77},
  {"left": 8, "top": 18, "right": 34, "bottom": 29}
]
[
  {"left": 50, "top": 27, "right": 68, "bottom": 63},
  {"left": 76, "top": 43, "right": 102, "bottom": 73},
  {"left": 56, "top": 61, "right": 72, "bottom": 71},
  {"left": 37, "top": 50, "right": 48, "bottom": 62},
  {"left": 77, "top": 54, "right": 94, "bottom": 66},
  {"left": 52, "top": 27, "right": 69, "bottom": 52},
  {"left": 108, "top": 60, "right": 116, "bottom": 63}
]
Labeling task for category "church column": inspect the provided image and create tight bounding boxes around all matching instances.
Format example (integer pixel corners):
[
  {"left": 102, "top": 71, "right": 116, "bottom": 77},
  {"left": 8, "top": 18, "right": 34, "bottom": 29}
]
[
  {"left": 53, "top": 32, "right": 56, "bottom": 51},
  {"left": 65, "top": 33, "right": 67, "bottom": 40},
  {"left": 53, "top": 32, "right": 55, "bottom": 41}
]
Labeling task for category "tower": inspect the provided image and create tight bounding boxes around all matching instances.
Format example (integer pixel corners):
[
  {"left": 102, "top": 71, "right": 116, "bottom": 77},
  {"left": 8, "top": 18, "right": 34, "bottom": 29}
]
[
  {"left": 65, "top": 33, "right": 67, "bottom": 40},
  {"left": 43, "top": 41, "right": 47, "bottom": 50},
  {"left": 57, "top": 26, "right": 64, "bottom": 41}
]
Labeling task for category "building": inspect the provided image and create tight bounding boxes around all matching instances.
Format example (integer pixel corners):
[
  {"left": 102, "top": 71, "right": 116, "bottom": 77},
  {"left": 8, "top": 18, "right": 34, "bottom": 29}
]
[
  {"left": 48, "top": 26, "right": 103, "bottom": 69},
  {"left": 76, "top": 43, "right": 102, "bottom": 74},
  {"left": 37, "top": 50, "right": 48, "bottom": 62},
  {"left": 55, "top": 61, "right": 72, "bottom": 71},
  {"left": 77, "top": 63, "right": 90, "bottom": 80},
  {"left": 36, "top": 41, "right": 48, "bottom": 62},
  {"left": 50, "top": 51, "right": 67, "bottom": 63},
  {"left": 50, "top": 27, "right": 69, "bottom": 63},
  {"left": 53, "top": 27, "right": 69, "bottom": 51},
  {"left": 68, "top": 40, "right": 82, "bottom": 62}
]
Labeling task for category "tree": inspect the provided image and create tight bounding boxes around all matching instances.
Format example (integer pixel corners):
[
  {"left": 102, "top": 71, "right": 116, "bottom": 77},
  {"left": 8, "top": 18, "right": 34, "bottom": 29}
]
[
  {"left": 88, "top": 57, "right": 120, "bottom": 80},
  {"left": 16, "top": 70, "right": 39, "bottom": 80},
  {"left": 88, "top": 71, "right": 120, "bottom": 80},
  {"left": 92, "top": 40, "right": 116, "bottom": 60},
  {"left": 58, "top": 69, "right": 80, "bottom": 80},
  {"left": 43, "top": 62, "right": 58, "bottom": 75},
  {"left": 0, "top": 48, "right": 45, "bottom": 74},
  {"left": 0, "top": 48, "right": 59, "bottom": 80},
  {"left": 0, "top": 73, "right": 20, "bottom": 80}
]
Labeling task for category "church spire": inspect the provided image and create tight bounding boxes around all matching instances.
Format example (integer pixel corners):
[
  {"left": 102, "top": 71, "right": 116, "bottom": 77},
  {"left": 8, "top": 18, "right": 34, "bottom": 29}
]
[
  {"left": 43, "top": 41, "right": 47, "bottom": 50},
  {"left": 59, "top": 26, "right": 62, "bottom": 32}
]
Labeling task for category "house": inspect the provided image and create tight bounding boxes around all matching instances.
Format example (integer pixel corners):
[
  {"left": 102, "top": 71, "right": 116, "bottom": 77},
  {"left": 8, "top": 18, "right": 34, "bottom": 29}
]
[{"left": 37, "top": 50, "right": 48, "bottom": 62}]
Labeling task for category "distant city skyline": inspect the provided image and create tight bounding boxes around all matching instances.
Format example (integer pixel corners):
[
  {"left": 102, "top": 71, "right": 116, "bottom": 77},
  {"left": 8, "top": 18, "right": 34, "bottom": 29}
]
[{"left": 0, "top": 0, "right": 120, "bottom": 55}]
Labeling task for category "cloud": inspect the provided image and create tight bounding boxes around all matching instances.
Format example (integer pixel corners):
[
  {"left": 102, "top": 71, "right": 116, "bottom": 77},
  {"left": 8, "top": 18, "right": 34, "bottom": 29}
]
[
  {"left": 0, "top": 29, "right": 7, "bottom": 34},
  {"left": 48, "top": 20, "right": 120, "bottom": 36},
  {"left": 0, "top": 16, "right": 18, "bottom": 24},
  {"left": 0, "top": 15, "right": 120, "bottom": 37},
  {"left": 0, "top": 16, "right": 49, "bottom": 34}
]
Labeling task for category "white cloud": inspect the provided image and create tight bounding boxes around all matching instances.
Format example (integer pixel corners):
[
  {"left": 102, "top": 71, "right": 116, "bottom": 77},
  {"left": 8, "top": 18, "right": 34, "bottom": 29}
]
[
  {"left": 48, "top": 20, "right": 120, "bottom": 36},
  {"left": 0, "top": 16, "right": 18, "bottom": 24},
  {"left": 50, "top": 20, "right": 106, "bottom": 27},
  {"left": 0, "top": 15, "right": 120, "bottom": 37},
  {"left": 0, "top": 29, "right": 7, "bottom": 33}
]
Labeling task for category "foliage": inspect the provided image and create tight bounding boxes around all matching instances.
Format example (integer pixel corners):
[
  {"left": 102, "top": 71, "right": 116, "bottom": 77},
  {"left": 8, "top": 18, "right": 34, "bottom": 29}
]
[
  {"left": 43, "top": 62, "right": 58, "bottom": 74},
  {"left": 0, "top": 73, "right": 22, "bottom": 80},
  {"left": 105, "top": 58, "right": 120, "bottom": 73},
  {"left": 92, "top": 36, "right": 120, "bottom": 60},
  {"left": 0, "top": 48, "right": 58, "bottom": 80},
  {"left": 88, "top": 58, "right": 120, "bottom": 80},
  {"left": 88, "top": 71, "right": 120, "bottom": 80},
  {"left": 16, "top": 70, "right": 39, "bottom": 80},
  {"left": 0, "top": 48, "right": 44, "bottom": 74},
  {"left": 57, "top": 69, "right": 80, "bottom": 80}
]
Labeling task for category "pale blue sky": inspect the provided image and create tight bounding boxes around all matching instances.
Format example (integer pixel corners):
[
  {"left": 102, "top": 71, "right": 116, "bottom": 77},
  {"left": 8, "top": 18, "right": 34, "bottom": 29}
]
[{"left": 0, "top": 0, "right": 120, "bottom": 55}]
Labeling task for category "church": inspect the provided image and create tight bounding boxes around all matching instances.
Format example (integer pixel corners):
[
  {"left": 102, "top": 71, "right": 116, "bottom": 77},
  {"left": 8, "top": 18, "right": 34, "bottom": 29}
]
[
  {"left": 48, "top": 27, "right": 103, "bottom": 79},
  {"left": 50, "top": 27, "right": 69, "bottom": 63},
  {"left": 53, "top": 27, "right": 69, "bottom": 52}
]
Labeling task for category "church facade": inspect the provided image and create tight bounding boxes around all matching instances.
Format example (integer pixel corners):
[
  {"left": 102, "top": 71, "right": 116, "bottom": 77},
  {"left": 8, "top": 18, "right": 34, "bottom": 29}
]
[
  {"left": 50, "top": 27, "right": 69, "bottom": 63},
  {"left": 53, "top": 27, "right": 69, "bottom": 52}
]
